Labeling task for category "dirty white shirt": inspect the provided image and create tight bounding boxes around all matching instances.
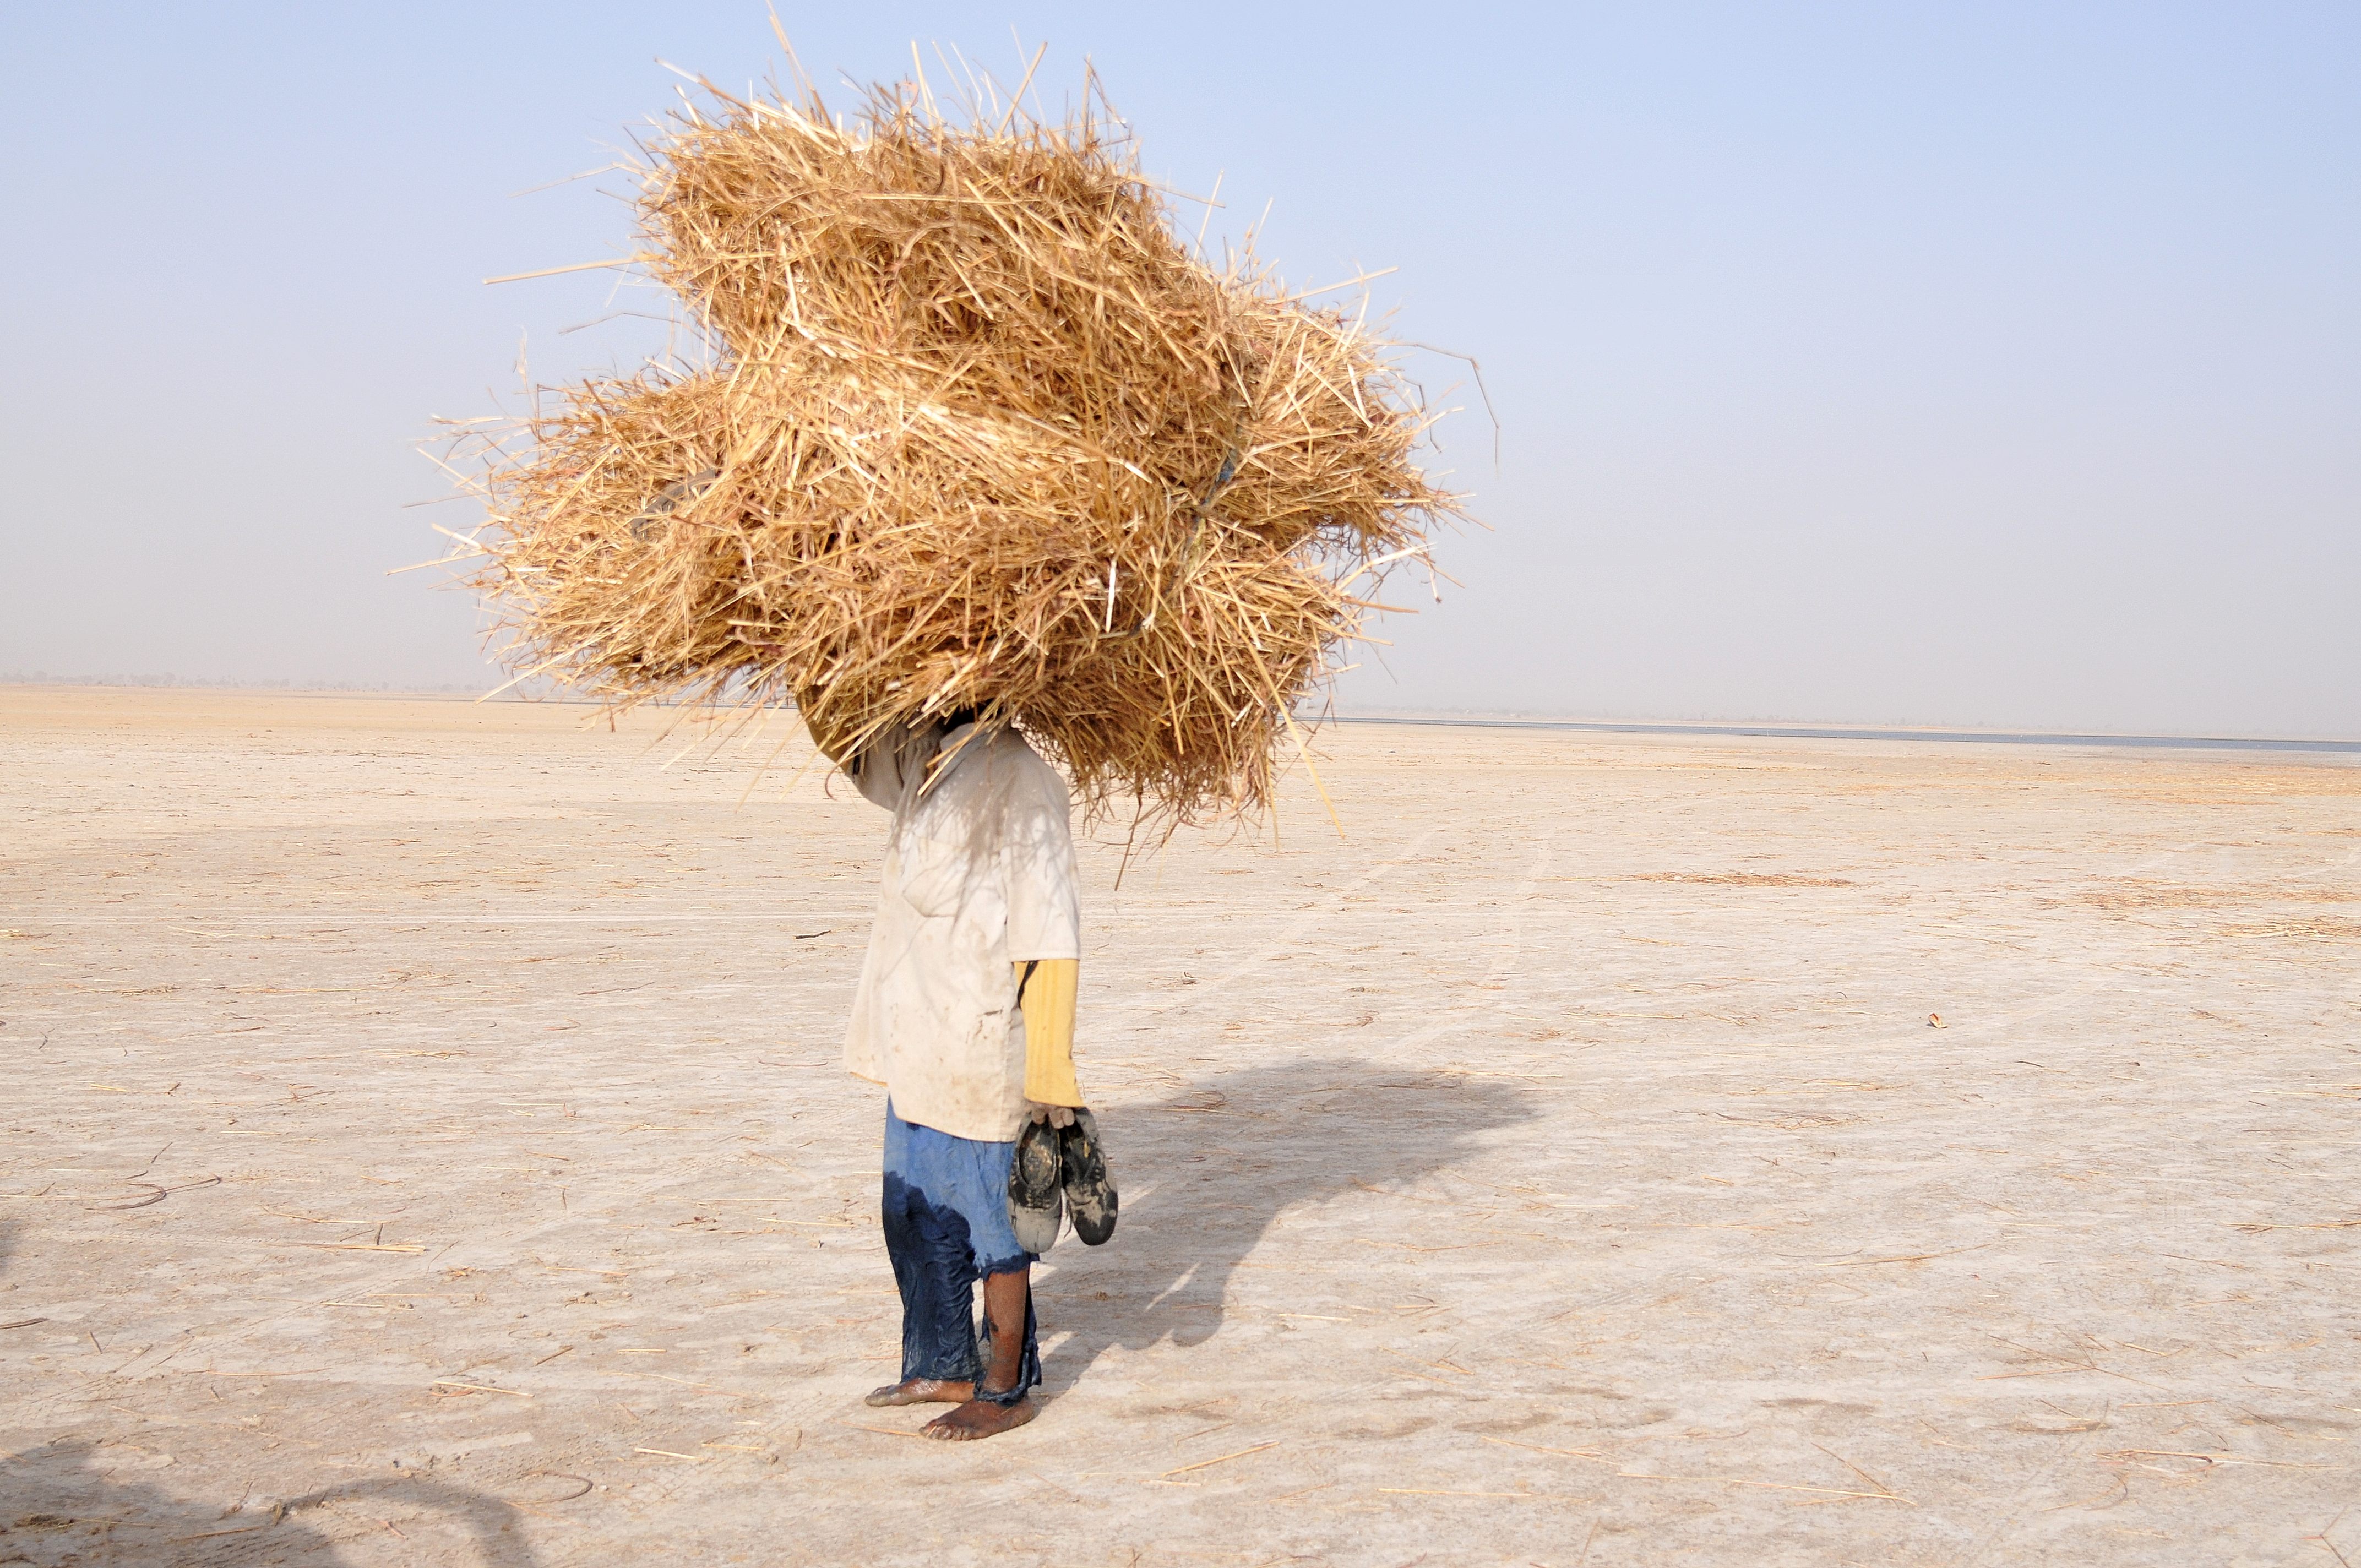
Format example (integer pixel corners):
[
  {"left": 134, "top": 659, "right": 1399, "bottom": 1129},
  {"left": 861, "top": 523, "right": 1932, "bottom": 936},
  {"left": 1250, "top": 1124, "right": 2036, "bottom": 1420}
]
[{"left": 841, "top": 721, "right": 1081, "bottom": 1142}]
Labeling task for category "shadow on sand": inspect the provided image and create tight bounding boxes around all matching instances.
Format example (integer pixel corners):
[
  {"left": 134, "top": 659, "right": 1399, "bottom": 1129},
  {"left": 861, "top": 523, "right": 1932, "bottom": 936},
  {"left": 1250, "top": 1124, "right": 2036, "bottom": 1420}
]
[
  {"left": 1035, "top": 1055, "right": 1538, "bottom": 1393},
  {"left": 0, "top": 1215, "right": 540, "bottom": 1568},
  {"left": 0, "top": 1454, "right": 545, "bottom": 1567}
]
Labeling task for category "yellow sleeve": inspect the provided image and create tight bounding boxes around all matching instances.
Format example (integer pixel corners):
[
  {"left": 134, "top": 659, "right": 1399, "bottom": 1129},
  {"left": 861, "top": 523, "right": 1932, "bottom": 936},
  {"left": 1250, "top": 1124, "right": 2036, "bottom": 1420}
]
[{"left": 1016, "top": 959, "right": 1083, "bottom": 1107}]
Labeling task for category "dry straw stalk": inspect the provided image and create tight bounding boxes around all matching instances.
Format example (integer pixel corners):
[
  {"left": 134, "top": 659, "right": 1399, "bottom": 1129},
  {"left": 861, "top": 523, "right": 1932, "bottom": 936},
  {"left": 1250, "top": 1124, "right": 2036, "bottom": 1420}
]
[{"left": 448, "top": 59, "right": 1462, "bottom": 825}]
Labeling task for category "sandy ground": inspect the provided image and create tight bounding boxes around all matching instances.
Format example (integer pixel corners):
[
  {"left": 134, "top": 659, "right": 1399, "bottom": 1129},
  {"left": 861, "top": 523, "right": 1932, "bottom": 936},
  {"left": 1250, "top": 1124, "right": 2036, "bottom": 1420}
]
[{"left": 3, "top": 687, "right": 2358, "bottom": 1567}]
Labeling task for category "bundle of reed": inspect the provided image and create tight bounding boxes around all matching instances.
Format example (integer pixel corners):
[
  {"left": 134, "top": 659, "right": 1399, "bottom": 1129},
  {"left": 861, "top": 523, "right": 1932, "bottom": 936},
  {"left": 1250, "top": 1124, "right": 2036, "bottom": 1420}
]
[{"left": 459, "top": 68, "right": 1458, "bottom": 823}]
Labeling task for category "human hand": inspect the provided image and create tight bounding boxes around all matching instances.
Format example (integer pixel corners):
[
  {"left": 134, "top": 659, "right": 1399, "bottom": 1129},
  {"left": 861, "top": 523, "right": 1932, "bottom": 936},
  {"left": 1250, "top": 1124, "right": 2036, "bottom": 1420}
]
[{"left": 1026, "top": 1102, "right": 1078, "bottom": 1130}]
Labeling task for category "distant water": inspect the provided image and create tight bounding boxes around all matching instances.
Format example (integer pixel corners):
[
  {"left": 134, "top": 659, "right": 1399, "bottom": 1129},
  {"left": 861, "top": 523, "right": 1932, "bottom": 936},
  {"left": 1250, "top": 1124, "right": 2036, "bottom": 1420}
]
[{"left": 1330, "top": 715, "right": 2361, "bottom": 756}]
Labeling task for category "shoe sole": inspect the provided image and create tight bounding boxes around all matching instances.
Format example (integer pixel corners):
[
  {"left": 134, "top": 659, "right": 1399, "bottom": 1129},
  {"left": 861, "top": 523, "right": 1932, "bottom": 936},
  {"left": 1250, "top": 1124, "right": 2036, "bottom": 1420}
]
[
  {"left": 1008, "top": 1119, "right": 1064, "bottom": 1254},
  {"left": 1058, "top": 1109, "right": 1118, "bottom": 1246}
]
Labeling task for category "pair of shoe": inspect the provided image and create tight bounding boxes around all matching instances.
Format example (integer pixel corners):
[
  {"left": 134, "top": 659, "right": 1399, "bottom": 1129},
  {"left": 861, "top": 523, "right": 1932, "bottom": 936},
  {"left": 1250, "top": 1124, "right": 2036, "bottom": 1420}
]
[{"left": 1009, "top": 1109, "right": 1116, "bottom": 1254}]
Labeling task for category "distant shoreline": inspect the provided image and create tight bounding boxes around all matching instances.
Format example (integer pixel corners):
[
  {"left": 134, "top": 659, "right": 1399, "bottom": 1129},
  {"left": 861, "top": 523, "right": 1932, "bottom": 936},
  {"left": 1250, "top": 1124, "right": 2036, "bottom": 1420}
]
[
  {"left": 1328, "top": 714, "right": 2361, "bottom": 755},
  {"left": 5, "top": 680, "right": 2354, "bottom": 755}
]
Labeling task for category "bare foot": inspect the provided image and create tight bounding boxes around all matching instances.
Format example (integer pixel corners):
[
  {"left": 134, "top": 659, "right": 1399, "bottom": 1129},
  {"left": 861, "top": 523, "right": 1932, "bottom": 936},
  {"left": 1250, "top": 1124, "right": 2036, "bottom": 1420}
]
[
  {"left": 922, "top": 1395, "right": 1037, "bottom": 1440},
  {"left": 864, "top": 1378, "right": 974, "bottom": 1408}
]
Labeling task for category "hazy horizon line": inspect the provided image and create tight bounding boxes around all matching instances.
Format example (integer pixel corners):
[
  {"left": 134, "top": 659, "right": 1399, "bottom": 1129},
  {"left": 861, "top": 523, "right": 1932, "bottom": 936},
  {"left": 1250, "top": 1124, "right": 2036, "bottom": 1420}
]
[{"left": 8, "top": 674, "right": 2357, "bottom": 747}]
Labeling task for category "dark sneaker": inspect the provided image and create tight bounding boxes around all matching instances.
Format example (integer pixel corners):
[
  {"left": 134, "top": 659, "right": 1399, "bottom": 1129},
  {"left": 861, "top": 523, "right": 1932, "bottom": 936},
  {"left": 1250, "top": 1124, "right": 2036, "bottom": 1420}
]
[
  {"left": 1057, "top": 1108, "right": 1118, "bottom": 1246},
  {"left": 1008, "top": 1118, "right": 1064, "bottom": 1255}
]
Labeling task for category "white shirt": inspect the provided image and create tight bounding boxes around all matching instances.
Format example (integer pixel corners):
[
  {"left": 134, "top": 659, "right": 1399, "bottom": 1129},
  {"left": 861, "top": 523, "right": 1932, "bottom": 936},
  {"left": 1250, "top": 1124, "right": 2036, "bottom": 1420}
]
[{"left": 841, "top": 721, "right": 1082, "bottom": 1141}]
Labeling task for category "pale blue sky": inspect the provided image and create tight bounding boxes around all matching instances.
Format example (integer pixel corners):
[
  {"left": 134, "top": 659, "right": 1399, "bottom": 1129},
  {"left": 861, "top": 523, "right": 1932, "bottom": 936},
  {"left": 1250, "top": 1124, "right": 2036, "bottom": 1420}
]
[{"left": 3, "top": 4, "right": 2354, "bottom": 733}]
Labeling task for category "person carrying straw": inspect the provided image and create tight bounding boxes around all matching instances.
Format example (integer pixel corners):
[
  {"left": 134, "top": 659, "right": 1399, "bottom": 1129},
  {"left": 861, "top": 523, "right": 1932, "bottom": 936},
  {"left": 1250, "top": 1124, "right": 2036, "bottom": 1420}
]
[{"left": 447, "top": 66, "right": 1460, "bottom": 1432}]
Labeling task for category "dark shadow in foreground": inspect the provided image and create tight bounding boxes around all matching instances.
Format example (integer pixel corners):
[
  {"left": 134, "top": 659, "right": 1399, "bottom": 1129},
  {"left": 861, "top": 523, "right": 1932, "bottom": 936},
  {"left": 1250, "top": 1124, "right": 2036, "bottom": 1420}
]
[
  {"left": 0, "top": 1444, "right": 543, "bottom": 1567},
  {"left": 1035, "top": 1054, "right": 1539, "bottom": 1393}
]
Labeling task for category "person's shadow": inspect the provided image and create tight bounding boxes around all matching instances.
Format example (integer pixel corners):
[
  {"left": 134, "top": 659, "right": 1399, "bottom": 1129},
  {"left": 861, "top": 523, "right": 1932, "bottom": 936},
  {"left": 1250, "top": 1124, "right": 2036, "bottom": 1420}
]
[
  {"left": 0, "top": 1452, "right": 542, "bottom": 1566},
  {"left": 0, "top": 1219, "right": 542, "bottom": 1568},
  {"left": 1037, "top": 1056, "right": 1538, "bottom": 1392}
]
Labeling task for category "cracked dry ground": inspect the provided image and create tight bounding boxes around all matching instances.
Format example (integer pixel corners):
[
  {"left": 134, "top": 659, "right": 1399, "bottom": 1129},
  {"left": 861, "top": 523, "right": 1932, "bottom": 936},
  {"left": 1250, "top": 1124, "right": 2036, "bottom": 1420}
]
[{"left": 3, "top": 687, "right": 2358, "bottom": 1566}]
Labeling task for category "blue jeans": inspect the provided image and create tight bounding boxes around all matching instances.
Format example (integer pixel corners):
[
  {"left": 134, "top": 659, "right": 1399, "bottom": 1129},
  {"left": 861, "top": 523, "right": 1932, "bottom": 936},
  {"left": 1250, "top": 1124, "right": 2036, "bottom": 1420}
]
[{"left": 881, "top": 1103, "right": 1040, "bottom": 1403}]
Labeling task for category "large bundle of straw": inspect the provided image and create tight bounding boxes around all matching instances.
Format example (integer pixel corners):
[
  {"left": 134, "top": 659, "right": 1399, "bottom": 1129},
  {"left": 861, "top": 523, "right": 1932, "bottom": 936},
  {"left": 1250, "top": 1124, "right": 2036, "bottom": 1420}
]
[{"left": 460, "top": 68, "right": 1457, "bottom": 822}]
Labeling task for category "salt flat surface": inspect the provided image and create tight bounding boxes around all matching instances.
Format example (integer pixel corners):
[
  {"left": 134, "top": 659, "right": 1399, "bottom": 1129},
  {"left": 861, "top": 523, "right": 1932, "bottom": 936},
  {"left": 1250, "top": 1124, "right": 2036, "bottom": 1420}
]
[{"left": 2, "top": 687, "right": 2357, "bottom": 1567}]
